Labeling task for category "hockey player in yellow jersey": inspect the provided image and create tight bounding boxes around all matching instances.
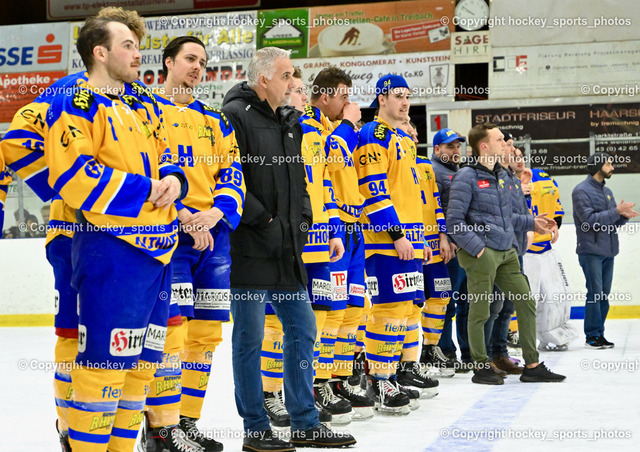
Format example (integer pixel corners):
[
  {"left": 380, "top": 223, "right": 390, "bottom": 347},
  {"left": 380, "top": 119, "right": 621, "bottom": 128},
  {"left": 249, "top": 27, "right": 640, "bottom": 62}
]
[
  {"left": 355, "top": 75, "right": 433, "bottom": 413},
  {"left": 45, "top": 11, "right": 188, "bottom": 452},
  {"left": 299, "top": 67, "right": 379, "bottom": 419},
  {"left": 519, "top": 149, "right": 578, "bottom": 351},
  {"left": 141, "top": 36, "right": 244, "bottom": 452},
  {"left": 399, "top": 118, "right": 452, "bottom": 388}
]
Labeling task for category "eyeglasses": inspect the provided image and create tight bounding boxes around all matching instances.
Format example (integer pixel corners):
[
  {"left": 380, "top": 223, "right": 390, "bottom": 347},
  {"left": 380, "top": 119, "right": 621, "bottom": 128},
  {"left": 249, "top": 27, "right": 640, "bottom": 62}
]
[{"left": 294, "top": 85, "right": 308, "bottom": 95}]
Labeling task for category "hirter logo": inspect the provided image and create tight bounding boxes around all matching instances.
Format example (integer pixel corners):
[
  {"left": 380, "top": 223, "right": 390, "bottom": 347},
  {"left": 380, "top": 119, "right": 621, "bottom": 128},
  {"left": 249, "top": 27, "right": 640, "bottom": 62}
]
[
  {"left": 392, "top": 272, "right": 421, "bottom": 294},
  {"left": 110, "top": 328, "right": 146, "bottom": 357},
  {"left": 393, "top": 274, "right": 406, "bottom": 292},
  {"left": 477, "top": 180, "right": 490, "bottom": 189}
]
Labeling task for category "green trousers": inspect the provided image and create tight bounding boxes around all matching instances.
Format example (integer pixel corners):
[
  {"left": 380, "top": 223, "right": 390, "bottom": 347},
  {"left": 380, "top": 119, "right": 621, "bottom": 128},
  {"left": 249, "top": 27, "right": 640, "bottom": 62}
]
[{"left": 458, "top": 246, "right": 539, "bottom": 365}]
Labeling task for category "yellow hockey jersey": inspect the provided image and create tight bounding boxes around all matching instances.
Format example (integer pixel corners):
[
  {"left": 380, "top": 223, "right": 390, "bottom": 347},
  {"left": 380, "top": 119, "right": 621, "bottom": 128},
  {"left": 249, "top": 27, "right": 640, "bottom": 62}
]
[
  {"left": 300, "top": 121, "right": 342, "bottom": 264},
  {"left": 416, "top": 157, "right": 446, "bottom": 264},
  {"left": 527, "top": 168, "right": 564, "bottom": 254},
  {"left": 301, "top": 105, "right": 364, "bottom": 223},
  {"left": 154, "top": 93, "right": 245, "bottom": 230},
  {"left": 355, "top": 117, "right": 424, "bottom": 259},
  {"left": 45, "top": 80, "right": 185, "bottom": 264}
]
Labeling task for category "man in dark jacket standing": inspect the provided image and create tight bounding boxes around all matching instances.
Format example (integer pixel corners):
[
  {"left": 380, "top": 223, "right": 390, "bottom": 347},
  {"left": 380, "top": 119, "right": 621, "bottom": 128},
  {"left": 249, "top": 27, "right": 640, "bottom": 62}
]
[
  {"left": 222, "top": 47, "right": 355, "bottom": 452},
  {"left": 572, "top": 152, "right": 637, "bottom": 349},
  {"left": 447, "top": 122, "right": 565, "bottom": 385}
]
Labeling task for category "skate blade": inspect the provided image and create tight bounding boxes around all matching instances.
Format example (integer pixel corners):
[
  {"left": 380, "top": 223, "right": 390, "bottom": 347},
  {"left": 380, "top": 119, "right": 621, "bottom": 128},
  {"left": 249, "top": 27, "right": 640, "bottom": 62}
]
[
  {"left": 419, "top": 387, "right": 439, "bottom": 399},
  {"left": 426, "top": 369, "right": 455, "bottom": 379},
  {"left": 329, "top": 413, "right": 352, "bottom": 425},
  {"left": 350, "top": 406, "right": 375, "bottom": 421},
  {"left": 407, "top": 399, "right": 420, "bottom": 410},
  {"left": 374, "top": 403, "right": 411, "bottom": 415}
]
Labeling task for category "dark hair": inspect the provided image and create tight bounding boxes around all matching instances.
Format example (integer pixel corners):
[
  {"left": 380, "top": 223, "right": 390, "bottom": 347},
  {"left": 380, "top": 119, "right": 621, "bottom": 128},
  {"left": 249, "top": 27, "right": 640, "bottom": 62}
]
[
  {"left": 293, "top": 66, "right": 303, "bottom": 79},
  {"left": 77, "top": 7, "right": 145, "bottom": 72},
  {"left": 162, "top": 36, "right": 207, "bottom": 78},
  {"left": 310, "top": 66, "right": 352, "bottom": 101},
  {"left": 468, "top": 122, "right": 498, "bottom": 157}
]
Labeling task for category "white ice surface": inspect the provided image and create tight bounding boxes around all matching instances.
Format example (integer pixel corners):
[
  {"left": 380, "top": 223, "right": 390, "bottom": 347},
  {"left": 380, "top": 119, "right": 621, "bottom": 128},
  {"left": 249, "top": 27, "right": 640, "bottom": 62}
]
[{"left": 1, "top": 319, "right": 639, "bottom": 451}]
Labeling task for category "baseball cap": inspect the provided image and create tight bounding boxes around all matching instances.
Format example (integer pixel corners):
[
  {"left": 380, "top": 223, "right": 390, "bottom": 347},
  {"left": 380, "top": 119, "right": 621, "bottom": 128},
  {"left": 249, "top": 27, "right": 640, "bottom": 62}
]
[
  {"left": 370, "top": 74, "right": 410, "bottom": 108},
  {"left": 433, "top": 128, "right": 466, "bottom": 147}
]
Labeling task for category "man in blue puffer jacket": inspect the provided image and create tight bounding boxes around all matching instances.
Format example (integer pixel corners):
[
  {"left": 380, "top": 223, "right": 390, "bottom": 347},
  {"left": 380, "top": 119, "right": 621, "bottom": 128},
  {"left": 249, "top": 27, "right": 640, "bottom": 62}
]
[
  {"left": 447, "top": 122, "right": 566, "bottom": 385},
  {"left": 572, "top": 152, "right": 638, "bottom": 349}
]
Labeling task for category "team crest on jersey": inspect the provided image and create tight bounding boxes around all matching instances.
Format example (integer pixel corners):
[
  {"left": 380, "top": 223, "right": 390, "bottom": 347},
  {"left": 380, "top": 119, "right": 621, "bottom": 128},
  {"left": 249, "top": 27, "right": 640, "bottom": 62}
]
[
  {"left": 541, "top": 187, "right": 556, "bottom": 197},
  {"left": 498, "top": 178, "right": 505, "bottom": 189},
  {"left": 373, "top": 123, "right": 389, "bottom": 142},
  {"left": 72, "top": 89, "right": 94, "bottom": 111},
  {"left": 539, "top": 171, "right": 549, "bottom": 178},
  {"left": 198, "top": 125, "right": 216, "bottom": 145},
  {"left": 121, "top": 94, "right": 139, "bottom": 108}
]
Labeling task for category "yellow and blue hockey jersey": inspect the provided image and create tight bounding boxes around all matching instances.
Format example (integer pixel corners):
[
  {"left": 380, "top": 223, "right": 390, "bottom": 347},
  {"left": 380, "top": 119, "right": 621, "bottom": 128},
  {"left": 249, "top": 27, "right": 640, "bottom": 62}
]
[
  {"left": 300, "top": 121, "right": 343, "bottom": 263},
  {"left": 301, "top": 105, "right": 364, "bottom": 223},
  {"left": 355, "top": 117, "right": 424, "bottom": 259},
  {"left": 154, "top": 93, "right": 244, "bottom": 230},
  {"left": 0, "top": 154, "right": 11, "bottom": 237},
  {"left": 45, "top": 79, "right": 186, "bottom": 264},
  {"left": 416, "top": 156, "right": 446, "bottom": 263},
  {"left": 527, "top": 168, "right": 564, "bottom": 254}
]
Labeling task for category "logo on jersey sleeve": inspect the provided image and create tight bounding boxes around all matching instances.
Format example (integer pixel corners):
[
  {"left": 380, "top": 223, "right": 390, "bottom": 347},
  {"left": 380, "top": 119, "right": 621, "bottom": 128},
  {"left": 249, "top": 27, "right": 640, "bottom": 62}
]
[
  {"left": 72, "top": 89, "right": 94, "bottom": 111},
  {"left": 110, "top": 328, "right": 146, "bottom": 356}
]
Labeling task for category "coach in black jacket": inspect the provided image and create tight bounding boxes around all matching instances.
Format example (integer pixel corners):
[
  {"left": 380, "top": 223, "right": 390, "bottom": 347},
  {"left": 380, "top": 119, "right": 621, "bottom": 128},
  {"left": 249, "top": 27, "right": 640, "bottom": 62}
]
[{"left": 222, "top": 48, "right": 352, "bottom": 451}]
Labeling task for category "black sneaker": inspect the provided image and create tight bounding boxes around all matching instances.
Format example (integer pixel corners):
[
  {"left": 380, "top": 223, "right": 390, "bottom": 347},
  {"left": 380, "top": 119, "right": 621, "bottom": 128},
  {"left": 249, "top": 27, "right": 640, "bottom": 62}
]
[
  {"left": 263, "top": 391, "right": 290, "bottom": 428},
  {"left": 471, "top": 365, "right": 504, "bottom": 385},
  {"left": 520, "top": 362, "right": 566, "bottom": 383},
  {"left": 585, "top": 336, "right": 607, "bottom": 349},
  {"left": 290, "top": 423, "right": 356, "bottom": 448},
  {"left": 600, "top": 337, "right": 615, "bottom": 348},
  {"left": 397, "top": 361, "right": 439, "bottom": 399},
  {"left": 56, "top": 420, "right": 71, "bottom": 452},
  {"left": 180, "top": 416, "right": 224, "bottom": 451},
  {"left": 243, "top": 430, "right": 294, "bottom": 452}
]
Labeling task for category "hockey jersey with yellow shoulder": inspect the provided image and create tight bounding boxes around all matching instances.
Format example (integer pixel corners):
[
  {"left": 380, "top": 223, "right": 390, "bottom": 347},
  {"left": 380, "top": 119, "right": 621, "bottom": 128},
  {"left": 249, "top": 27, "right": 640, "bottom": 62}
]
[
  {"left": 527, "top": 168, "right": 564, "bottom": 254},
  {"left": 300, "top": 120, "right": 343, "bottom": 263},
  {"left": 355, "top": 117, "right": 424, "bottom": 259},
  {"left": 154, "top": 93, "right": 245, "bottom": 230},
  {"left": 45, "top": 80, "right": 187, "bottom": 264},
  {"left": 301, "top": 105, "right": 364, "bottom": 222},
  {"left": 416, "top": 156, "right": 446, "bottom": 264}
]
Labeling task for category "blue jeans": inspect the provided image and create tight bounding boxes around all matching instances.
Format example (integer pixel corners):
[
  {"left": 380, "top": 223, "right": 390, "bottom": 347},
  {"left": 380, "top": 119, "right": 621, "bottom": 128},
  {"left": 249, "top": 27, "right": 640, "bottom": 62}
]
[
  {"left": 578, "top": 254, "right": 614, "bottom": 339},
  {"left": 231, "top": 286, "right": 320, "bottom": 434},
  {"left": 438, "top": 255, "right": 470, "bottom": 360}
]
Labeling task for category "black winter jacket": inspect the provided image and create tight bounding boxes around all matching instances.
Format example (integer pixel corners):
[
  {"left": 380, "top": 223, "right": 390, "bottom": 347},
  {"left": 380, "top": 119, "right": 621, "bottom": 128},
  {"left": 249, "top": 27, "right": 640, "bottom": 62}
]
[{"left": 222, "top": 82, "right": 312, "bottom": 290}]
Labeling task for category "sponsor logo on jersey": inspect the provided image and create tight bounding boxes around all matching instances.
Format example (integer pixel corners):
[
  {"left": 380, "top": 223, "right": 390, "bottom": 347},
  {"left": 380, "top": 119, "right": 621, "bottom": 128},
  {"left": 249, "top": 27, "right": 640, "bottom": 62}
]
[
  {"left": 144, "top": 323, "right": 167, "bottom": 352},
  {"left": 312, "top": 279, "right": 332, "bottom": 298},
  {"left": 349, "top": 284, "right": 365, "bottom": 297},
  {"left": 109, "top": 327, "right": 146, "bottom": 357},
  {"left": 54, "top": 290, "right": 59, "bottom": 315},
  {"left": 477, "top": 180, "right": 490, "bottom": 189},
  {"left": 433, "top": 277, "right": 452, "bottom": 292},
  {"left": 155, "top": 376, "right": 180, "bottom": 396},
  {"left": 19, "top": 107, "right": 45, "bottom": 130},
  {"left": 373, "top": 123, "right": 388, "bottom": 141},
  {"left": 392, "top": 272, "right": 421, "bottom": 294},
  {"left": 359, "top": 150, "right": 382, "bottom": 165},
  {"left": 72, "top": 89, "right": 93, "bottom": 111},
  {"left": 171, "top": 283, "right": 194, "bottom": 306},
  {"left": 60, "top": 125, "right": 84, "bottom": 148},
  {"left": 331, "top": 271, "right": 348, "bottom": 300},
  {"left": 78, "top": 324, "right": 87, "bottom": 353},
  {"left": 198, "top": 125, "right": 215, "bottom": 145},
  {"left": 266, "top": 359, "right": 283, "bottom": 371},
  {"left": 194, "top": 289, "right": 231, "bottom": 311},
  {"left": 366, "top": 276, "right": 379, "bottom": 297}
]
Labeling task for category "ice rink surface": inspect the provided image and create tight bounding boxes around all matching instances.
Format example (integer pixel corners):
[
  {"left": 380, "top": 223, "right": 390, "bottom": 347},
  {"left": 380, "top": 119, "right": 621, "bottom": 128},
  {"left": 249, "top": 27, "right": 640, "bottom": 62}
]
[{"left": 2, "top": 319, "right": 639, "bottom": 451}]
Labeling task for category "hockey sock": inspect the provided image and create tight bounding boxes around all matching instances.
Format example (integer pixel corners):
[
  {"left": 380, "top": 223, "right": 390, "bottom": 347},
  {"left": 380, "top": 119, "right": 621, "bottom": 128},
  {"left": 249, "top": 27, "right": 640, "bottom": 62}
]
[
  {"left": 400, "top": 304, "right": 421, "bottom": 362},
  {"left": 146, "top": 322, "right": 186, "bottom": 428},
  {"left": 364, "top": 301, "right": 412, "bottom": 378},
  {"left": 180, "top": 319, "right": 222, "bottom": 420},
  {"left": 261, "top": 314, "right": 284, "bottom": 392},
  {"left": 333, "top": 305, "right": 362, "bottom": 377},
  {"left": 422, "top": 295, "right": 450, "bottom": 345},
  {"left": 54, "top": 336, "right": 78, "bottom": 433},
  {"left": 316, "top": 309, "right": 344, "bottom": 380}
]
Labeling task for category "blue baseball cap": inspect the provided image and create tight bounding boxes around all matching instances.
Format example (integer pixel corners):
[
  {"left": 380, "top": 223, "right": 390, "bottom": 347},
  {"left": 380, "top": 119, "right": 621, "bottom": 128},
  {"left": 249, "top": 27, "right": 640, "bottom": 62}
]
[
  {"left": 433, "top": 128, "right": 466, "bottom": 147},
  {"left": 370, "top": 74, "right": 410, "bottom": 108}
]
